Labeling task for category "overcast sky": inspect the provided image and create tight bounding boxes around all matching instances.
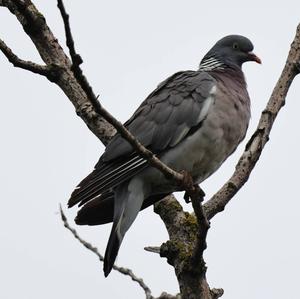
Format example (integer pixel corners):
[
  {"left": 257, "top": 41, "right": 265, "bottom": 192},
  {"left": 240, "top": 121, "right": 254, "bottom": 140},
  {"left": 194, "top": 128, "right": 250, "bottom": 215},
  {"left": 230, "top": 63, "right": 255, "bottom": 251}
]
[{"left": 1, "top": 1, "right": 300, "bottom": 298}]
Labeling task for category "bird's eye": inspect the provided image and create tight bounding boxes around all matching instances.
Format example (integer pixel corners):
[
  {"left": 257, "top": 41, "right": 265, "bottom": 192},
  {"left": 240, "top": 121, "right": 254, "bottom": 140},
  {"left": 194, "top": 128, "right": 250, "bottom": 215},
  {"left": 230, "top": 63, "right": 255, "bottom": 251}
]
[{"left": 232, "top": 43, "right": 239, "bottom": 50}]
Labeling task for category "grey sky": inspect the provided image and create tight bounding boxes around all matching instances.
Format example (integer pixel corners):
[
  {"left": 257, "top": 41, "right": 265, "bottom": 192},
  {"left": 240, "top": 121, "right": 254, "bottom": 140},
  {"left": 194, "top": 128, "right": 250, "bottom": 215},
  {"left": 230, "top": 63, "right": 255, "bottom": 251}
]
[{"left": 0, "top": 1, "right": 299, "bottom": 298}]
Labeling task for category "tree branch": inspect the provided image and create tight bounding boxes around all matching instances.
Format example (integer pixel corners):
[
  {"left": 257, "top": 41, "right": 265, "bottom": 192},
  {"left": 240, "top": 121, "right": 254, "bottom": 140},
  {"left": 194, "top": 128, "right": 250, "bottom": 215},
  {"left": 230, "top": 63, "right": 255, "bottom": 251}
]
[
  {"left": 0, "top": 38, "right": 55, "bottom": 77},
  {"left": 0, "top": 0, "right": 116, "bottom": 145},
  {"left": 57, "top": 0, "right": 82, "bottom": 67},
  {"left": 59, "top": 205, "right": 154, "bottom": 299},
  {"left": 204, "top": 23, "right": 300, "bottom": 220},
  {"left": 144, "top": 246, "right": 161, "bottom": 254},
  {"left": 56, "top": 0, "right": 101, "bottom": 116}
]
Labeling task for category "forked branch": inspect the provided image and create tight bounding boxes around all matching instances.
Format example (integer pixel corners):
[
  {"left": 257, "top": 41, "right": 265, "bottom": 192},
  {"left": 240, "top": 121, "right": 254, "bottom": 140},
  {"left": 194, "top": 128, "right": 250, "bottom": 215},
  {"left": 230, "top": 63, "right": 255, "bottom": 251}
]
[{"left": 0, "top": 38, "right": 54, "bottom": 78}]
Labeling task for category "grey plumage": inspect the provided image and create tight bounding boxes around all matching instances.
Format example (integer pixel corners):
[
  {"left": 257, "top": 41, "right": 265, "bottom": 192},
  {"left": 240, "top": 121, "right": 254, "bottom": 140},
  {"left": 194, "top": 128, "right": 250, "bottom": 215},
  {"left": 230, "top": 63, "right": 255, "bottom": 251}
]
[
  {"left": 103, "top": 71, "right": 215, "bottom": 160},
  {"left": 68, "top": 35, "right": 261, "bottom": 277}
]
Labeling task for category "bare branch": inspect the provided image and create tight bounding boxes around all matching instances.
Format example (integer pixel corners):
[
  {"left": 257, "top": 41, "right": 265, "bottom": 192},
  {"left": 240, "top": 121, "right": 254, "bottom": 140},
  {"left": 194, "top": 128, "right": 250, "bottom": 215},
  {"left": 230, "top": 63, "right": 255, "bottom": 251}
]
[
  {"left": 144, "top": 246, "right": 161, "bottom": 254},
  {"left": 57, "top": 0, "right": 82, "bottom": 67},
  {"left": 0, "top": 38, "right": 54, "bottom": 77},
  {"left": 1, "top": 0, "right": 116, "bottom": 144},
  {"left": 56, "top": 0, "right": 100, "bottom": 114},
  {"left": 204, "top": 23, "right": 300, "bottom": 220},
  {"left": 59, "top": 205, "right": 154, "bottom": 299}
]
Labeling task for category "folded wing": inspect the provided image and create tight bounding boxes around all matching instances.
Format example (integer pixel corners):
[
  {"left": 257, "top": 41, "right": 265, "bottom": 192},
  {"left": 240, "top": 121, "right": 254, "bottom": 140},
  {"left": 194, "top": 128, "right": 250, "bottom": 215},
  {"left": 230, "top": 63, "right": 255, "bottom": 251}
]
[{"left": 68, "top": 70, "right": 216, "bottom": 208}]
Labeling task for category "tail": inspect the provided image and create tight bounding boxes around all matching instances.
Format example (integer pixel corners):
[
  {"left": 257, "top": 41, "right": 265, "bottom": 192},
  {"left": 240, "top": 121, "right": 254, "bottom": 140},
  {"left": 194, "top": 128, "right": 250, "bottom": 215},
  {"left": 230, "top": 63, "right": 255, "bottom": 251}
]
[
  {"left": 103, "top": 180, "right": 145, "bottom": 277},
  {"left": 104, "top": 221, "right": 122, "bottom": 277},
  {"left": 75, "top": 191, "right": 114, "bottom": 225},
  {"left": 75, "top": 191, "right": 170, "bottom": 226}
]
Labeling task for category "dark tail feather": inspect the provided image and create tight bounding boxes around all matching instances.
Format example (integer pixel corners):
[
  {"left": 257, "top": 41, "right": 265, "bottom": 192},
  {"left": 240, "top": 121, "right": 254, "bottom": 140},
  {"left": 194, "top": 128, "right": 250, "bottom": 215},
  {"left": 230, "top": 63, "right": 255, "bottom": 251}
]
[
  {"left": 102, "top": 190, "right": 171, "bottom": 276},
  {"left": 104, "top": 225, "right": 122, "bottom": 277},
  {"left": 75, "top": 192, "right": 170, "bottom": 226},
  {"left": 75, "top": 191, "right": 114, "bottom": 225}
]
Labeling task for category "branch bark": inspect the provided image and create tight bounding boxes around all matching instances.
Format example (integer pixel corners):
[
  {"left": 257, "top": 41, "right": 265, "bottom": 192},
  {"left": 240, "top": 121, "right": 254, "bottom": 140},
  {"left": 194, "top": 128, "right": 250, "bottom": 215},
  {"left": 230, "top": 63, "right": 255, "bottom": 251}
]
[
  {"left": 0, "top": 0, "right": 115, "bottom": 145},
  {"left": 0, "top": 38, "right": 54, "bottom": 77}
]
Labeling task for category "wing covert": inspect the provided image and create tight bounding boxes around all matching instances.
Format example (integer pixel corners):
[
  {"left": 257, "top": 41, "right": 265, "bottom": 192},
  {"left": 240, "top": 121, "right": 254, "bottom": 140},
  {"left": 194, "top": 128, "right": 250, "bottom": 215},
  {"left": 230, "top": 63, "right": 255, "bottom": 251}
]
[{"left": 102, "top": 71, "right": 216, "bottom": 162}]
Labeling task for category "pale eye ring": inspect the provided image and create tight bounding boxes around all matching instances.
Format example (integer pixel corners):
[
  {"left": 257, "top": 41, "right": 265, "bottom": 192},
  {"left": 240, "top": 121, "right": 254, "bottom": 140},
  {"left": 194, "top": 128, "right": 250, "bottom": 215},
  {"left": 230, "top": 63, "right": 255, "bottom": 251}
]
[{"left": 233, "top": 43, "right": 239, "bottom": 50}]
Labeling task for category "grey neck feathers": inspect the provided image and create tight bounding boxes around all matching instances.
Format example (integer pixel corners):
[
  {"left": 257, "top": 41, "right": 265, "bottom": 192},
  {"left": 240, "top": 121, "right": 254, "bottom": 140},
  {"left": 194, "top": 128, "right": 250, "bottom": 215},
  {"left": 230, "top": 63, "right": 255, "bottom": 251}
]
[
  {"left": 199, "top": 55, "right": 246, "bottom": 87},
  {"left": 199, "top": 55, "right": 246, "bottom": 86}
]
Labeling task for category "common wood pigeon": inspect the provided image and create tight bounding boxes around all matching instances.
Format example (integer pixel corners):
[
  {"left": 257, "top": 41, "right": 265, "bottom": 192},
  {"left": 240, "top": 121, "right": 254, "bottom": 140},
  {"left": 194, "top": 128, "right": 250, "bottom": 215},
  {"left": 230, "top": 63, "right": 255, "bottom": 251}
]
[{"left": 68, "top": 35, "right": 261, "bottom": 276}]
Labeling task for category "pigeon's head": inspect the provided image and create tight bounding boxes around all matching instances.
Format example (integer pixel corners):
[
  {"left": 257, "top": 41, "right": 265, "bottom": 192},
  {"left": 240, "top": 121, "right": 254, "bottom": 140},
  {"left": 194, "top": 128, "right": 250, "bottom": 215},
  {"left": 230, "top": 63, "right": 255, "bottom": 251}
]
[{"left": 201, "top": 35, "right": 261, "bottom": 69}]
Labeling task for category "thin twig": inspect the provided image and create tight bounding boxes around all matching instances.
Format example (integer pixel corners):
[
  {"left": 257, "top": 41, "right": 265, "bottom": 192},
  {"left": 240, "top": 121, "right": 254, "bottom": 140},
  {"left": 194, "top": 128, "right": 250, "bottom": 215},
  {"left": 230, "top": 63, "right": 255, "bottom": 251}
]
[
  {"left": 56, "top": 0, "right": 98, "bottom": 111},
  {"left": 59, "top": 205, "right": 154, "bottom": 299},
  {"left": 1, "top": 0, "right": 116, "bottom": 144},
  {"left": 0, "top": 38, "right": 53, "bottom": 77},
  {"left": 57, "top": 0, "right": 82, "bottom": 66},
  {"left": 144, "top": 246, "right": 161, "bottom": 254}
]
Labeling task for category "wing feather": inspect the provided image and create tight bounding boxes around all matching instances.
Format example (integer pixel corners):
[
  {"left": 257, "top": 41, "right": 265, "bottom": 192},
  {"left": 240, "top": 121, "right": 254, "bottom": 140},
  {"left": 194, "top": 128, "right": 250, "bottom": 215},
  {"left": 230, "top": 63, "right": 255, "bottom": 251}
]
[
  {"left": 103, "top": 71, "right": 216, "bottom": 161},
  {"left": 68, "top": 155, "right": 147, "bottom": 207}
]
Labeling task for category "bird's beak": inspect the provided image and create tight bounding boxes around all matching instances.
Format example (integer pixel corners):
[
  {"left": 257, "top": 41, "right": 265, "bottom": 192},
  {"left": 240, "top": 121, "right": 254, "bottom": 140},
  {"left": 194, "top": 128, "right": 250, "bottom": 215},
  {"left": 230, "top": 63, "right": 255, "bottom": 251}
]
[{"left": 247, "top": 52, "right": 262, "bottom": 64}]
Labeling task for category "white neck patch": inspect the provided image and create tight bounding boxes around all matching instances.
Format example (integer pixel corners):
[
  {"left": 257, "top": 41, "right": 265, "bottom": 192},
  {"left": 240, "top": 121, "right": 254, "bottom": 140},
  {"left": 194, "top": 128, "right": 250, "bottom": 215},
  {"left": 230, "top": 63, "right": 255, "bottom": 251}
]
[{"left": 199, "top": 56, "right": 225, "bottom": 71}]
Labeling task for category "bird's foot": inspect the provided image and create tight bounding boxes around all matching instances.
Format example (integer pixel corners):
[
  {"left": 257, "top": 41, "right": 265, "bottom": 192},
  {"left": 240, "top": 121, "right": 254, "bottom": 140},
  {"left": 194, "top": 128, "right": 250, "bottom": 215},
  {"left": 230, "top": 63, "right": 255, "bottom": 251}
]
[
  {"left": 180, "top": 171, "right": 205, "bottom": 203},
  {"left": 183, "top": 190, "right": 191, "bottom": 203}
]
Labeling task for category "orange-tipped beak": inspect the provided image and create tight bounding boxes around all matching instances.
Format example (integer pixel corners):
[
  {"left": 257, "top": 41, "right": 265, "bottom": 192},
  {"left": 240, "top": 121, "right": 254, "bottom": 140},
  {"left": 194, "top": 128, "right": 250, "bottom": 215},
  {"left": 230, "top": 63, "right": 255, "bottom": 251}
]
[{"left": 248, "top": 52, "right": 262, "bottom": 64}]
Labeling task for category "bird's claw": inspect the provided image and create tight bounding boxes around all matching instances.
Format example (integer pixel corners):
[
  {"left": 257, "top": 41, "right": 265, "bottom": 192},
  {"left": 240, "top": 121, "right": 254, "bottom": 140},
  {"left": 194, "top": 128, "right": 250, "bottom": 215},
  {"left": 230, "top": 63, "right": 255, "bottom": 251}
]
[
  {"left": 184, "top": 191, "right": 191, "bottom": 203},
  {"left": 180, "top": 170, "right": 205, "bottom": 203}
]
